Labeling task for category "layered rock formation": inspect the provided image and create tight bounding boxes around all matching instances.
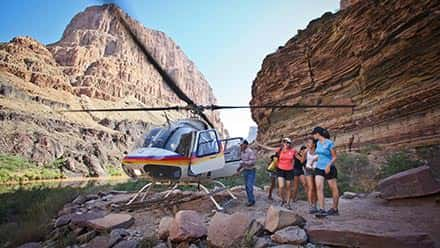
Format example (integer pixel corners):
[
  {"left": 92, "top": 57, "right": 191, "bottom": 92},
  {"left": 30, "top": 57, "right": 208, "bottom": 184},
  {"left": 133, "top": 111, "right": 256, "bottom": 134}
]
[
  {"left": 251, "top": 0, "right": 440, "bottom": 152},
  {"left": 0, "top": 4, "right": 224, "bottom": 177}
]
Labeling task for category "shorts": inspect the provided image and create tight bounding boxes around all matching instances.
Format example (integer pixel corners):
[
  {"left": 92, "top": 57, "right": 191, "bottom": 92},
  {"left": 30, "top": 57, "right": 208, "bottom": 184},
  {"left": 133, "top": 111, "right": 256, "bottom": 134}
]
[
  {"left": 293, "top": 168, "right": 304, "bottom": 177},
  {"left": 268, "top": 171, "right": 277, "bottom": 178},
  {"left": 304, "top": 167, "right": 315, "bottom": 177},
  {"left": 315, "top": 166, "right": 338, "bottom": 180},
  {"left": 276, "top": 168, "right": 294, "bottom": 180}
]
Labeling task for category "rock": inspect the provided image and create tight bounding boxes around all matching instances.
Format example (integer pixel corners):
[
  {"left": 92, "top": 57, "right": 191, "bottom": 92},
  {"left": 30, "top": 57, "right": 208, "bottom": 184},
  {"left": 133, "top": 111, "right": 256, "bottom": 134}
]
[
  {"left": 110, "top": 228, "right": 130, "bottom": 246},
  {"left": 340, "top": 0, "right": 362, "bottom": 10},
  {"left": 307, "top": 219, "right": 434, "bottom": 248},
  {"left": 271, "top": 245, "right": 301, "bottom": 248},
  {"left": 169, "top": 210, "right": 207, "bottom": 242},
  {"left": 17, "top": 242, "right": 41, "bottom": 248},
  {"left": 378, "top": 166, "right": 440, "bottom": 200},
  {"left": 255, "top": 237, "right": 277, "bottom": 248},
  {"left": 207, "top": 212, "right": 254, "bottom": 248},
  {"left": 86, "top": 236, "right": 110, "bottom": 248},
  {"left": 70, "top": 211, "right": 106, "bottom": 227},
  {"left": 250, "top": 0, "right": 440, "bottom": 172},
  {"left": 85, "top": 194, "right": 99, "bottom": 201},
  {"left": 264, "top": 205, "right": 306, "bottom": 233},
  {"left": 342, "top": 192, "right": 358, "bottom": 199},
  {"left": 77, "top": 230, "right": 97, "bottom": 244},
  {"left": 153, "top": 242, "right": 168, "bottom": 248},
  {"left": 270, "top": 226, "right": 307, "bottom": 245},
  {"left": 248, "top": 219, "right": 265, "bottom": 237},
  {"left": 55, "top": 214, "right": 72, "bottom": 227},
  {"left": 72, "top": 195, "right": 87, "bottom": 205},
  {"left": 87, "top": 214, "right": 134, "bottom": 232},
  {"left": 113, "top": 240, "right": 139, "bottom": 248},
  {"left": 157, "top": 216, "right": 174, "bottom": 240}
]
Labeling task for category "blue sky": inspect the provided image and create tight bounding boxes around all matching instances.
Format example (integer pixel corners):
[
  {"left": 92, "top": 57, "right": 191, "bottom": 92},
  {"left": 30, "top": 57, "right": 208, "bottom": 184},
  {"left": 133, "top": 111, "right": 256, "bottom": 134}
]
[{"left": 0, "top": 0, "right": 339, "bottom": 137}]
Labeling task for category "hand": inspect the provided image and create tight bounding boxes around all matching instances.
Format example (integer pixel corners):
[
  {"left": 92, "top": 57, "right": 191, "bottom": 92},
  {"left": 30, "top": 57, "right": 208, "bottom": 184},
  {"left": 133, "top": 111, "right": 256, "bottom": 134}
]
[{"left": 325, "top": 165, "right": 331, "bottom": 174}]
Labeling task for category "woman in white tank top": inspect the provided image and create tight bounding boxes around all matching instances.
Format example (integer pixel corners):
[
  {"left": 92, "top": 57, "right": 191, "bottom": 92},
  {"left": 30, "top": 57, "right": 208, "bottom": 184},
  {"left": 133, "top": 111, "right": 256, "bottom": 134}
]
[{"left": 305, "top": 137, "right": 318, "bottom": 213}]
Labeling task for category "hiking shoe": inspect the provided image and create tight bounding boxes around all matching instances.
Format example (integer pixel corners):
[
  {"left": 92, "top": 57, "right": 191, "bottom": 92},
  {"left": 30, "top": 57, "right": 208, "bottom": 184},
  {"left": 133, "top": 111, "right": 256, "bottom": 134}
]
[
  {"left": 327, "top": 208, "right": 339, "bottom": 216},
  {"left": 315, "top": 209, "right": 328, "bottom": 218},
  {"left": 309, "top": 206, "right": 319, "bottom": 214},
  {"left": 286, "top": 202, "right": 292, "bottom": 210},
  {"left": 247, "top": 201, "right": 255, "bottom": 207}
]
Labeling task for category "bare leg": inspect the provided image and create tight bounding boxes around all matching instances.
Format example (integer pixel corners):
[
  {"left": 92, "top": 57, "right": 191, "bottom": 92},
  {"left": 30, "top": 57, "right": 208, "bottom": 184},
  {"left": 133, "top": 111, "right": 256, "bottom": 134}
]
[
  {"left": 315, "top": 176, "right": 325, "bottom": 210},
  {"left": 327, "top": 179, "right": 340, "bottom": 209},
  {"left": 277, "top": 177, "right": 286, "bottom": 203},
  {"left": 306, "top": 175, "right": 315, "bottom": 206},
  {"left": 292, "top": 176, "right": 299, "bottom": 201},
  {"left": 285, "top": 180, "right": 292, "bottom": 204},
  {"left": 268, "top": 177, "right": 276, "bottom": 200},
  {"left": 299, "top": 175, "right": 307, "bottom": 197}
]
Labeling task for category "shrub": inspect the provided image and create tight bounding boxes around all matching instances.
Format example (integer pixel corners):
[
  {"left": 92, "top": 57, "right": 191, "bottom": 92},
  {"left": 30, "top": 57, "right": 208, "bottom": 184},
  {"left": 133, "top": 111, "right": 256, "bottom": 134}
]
[{"left": 379, "top": 151, "right": 423, "bottom": 179}]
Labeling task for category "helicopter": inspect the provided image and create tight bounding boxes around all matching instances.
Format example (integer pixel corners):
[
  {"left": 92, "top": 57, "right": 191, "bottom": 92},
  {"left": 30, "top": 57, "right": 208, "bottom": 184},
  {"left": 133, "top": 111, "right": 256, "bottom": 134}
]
[{"left": 66, "top": 3, "right": 356, "bottom": 210}]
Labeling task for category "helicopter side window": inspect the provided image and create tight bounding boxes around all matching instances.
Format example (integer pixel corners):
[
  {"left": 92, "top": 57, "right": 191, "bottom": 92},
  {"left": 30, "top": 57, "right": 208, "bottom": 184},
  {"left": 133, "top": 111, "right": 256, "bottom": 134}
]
[
  {"left": 196, "top": 130, "right": 219, "bottom": 157},
  {"left": 223, "top": 138, "right": 242, "bottom": 162}
]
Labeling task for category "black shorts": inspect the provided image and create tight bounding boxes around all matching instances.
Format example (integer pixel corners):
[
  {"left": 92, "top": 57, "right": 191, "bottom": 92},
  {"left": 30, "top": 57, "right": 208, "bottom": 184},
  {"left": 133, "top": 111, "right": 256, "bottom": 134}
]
[
  {"left": 276, "top": 168, "right": 294, "bottom": 180},
  {"left": 315, "top": 166, "right": 338, "bottom": 180},
  {"left": 293, "top": 168, "right": 304, "bottom": 177}
]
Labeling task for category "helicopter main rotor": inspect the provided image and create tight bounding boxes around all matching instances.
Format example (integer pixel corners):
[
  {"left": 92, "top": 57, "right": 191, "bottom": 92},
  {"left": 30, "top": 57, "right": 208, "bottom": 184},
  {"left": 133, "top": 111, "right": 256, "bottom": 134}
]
[{"left": 65, "top": 2, "right": 356, "bottom": 128}]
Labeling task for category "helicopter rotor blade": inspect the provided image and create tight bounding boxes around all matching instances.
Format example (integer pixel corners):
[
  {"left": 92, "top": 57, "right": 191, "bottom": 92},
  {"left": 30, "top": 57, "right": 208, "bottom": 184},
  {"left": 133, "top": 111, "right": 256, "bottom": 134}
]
[
  {"left": 205, "top": 104, "right": 356, "bottom": 110},
  {"left": 108, "top": 5, "right": 195, "bottom": 106},
  {"left": 63, "top": 106, "right": 190, "bottom": 113}
]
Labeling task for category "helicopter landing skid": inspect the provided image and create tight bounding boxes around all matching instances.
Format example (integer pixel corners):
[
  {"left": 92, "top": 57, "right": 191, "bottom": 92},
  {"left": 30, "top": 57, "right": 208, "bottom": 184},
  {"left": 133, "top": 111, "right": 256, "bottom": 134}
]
[{"left": 124, "top": 180, "right": 237, "bottom": 211}]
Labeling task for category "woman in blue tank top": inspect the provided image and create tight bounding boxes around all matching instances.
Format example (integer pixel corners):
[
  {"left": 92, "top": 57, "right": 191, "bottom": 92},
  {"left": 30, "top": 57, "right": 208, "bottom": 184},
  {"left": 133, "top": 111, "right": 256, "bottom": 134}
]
[{"left": 312, "top": 126, "right": 339, "bottom": 217}]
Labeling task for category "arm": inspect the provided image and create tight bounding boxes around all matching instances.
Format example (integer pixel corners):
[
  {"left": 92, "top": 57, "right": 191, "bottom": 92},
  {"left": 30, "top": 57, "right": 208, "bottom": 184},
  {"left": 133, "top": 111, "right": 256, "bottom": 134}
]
[
  {"left": 254, "top": 141, "right": 279, "bottom": 152},
  {"left": 295, "top": 153, "right": 305, "bottom": 163},
  {"left": 325, "top": 148, "right": 337, "bottom": 174},
  {"left": 241, "top": 150, "right": 257, "bottom": 167}
]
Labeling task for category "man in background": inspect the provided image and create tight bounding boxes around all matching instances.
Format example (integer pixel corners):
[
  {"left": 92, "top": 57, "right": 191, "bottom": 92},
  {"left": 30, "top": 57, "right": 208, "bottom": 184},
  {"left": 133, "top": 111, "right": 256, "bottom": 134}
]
[{"left": 237, "top": 140, "right": 257, "bottom": 207}]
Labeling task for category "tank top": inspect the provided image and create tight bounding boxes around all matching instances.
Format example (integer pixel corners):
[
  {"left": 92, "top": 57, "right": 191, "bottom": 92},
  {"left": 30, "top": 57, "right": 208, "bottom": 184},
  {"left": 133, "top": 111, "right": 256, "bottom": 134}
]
[
  {"left": 277, "top": 147, "right": 296, "bottom": 171},
  {"left": 306, "top": 151, "right": 318, "bottom": 169}
]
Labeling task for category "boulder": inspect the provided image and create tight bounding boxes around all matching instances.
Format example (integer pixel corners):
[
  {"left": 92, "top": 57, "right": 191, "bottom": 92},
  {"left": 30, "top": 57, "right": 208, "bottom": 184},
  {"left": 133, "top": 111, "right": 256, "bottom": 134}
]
[
  {"left": 113, "top": 240, "right": 139, "bottom": 248},
  {"left": 342, "top": 192, "right": 358, "bottom": 199},
  {"left": 86, "top": 214, "right": 134, "bottom": 232},
  {"left": 270, "top": 226, "right": 307, "bottom": 245},
  {"left": 378, "top": 166, "right": 440, "bottom": 200},
  {"left": 307, "top": 219, "right": 434, "bottom": 248},
  {"left": 169, "top": 210, "right": 207, "bottom": 242},
  {"left": 157, "top": 216, "right": 174, "bottom": 240},
  {"left": 264, "top": 205, "right": 306, "bottom": 233},
  {"left": 17, "top": 243, "right": 41, "bottom": 248},
  {"left": 248, "top": 219, "right": 265, "bottom": 237},
  {"left": 86, "top": 236, "right": 110, "bottom": 248},
  {"left": 72, "top": 195, "right": 87, "bottom": 205},
  {"left": 69, "top": 211, "right": 106, "bottom": 227},
  {"left": 77, "top": 230, "right": 97, "bottom": 244},
  {"left": 110, "top": 228, "right": 130, "bottom": 246},
  {"left": 207, "top": 212, "right": 254, "bottom": 248},
  {"left": 254, "top": 237, "right": 277, "bottom": 248}
]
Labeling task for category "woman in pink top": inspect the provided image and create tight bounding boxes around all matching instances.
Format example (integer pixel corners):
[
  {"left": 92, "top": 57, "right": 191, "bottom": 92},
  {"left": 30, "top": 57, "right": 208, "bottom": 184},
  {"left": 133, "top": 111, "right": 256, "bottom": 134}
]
[{"left": 257, "top": 137, "right": 296, "bottom": 208}]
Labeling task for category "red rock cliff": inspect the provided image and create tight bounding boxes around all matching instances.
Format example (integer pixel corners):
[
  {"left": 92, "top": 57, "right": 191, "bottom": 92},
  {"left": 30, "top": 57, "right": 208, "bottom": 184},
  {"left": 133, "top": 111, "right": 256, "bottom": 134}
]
[{"left": 250, "top": 0, "right": 440, "bottom": 151}]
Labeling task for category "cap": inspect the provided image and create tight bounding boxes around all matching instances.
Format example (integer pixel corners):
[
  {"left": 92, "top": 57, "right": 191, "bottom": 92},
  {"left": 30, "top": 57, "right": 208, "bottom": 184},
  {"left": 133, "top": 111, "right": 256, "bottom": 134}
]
[
  {"left": 241, "top": 140, "right": 249, "bottom": 145},
  {"left": 282, "top": 137, "right": 292, "bottom": 143}
]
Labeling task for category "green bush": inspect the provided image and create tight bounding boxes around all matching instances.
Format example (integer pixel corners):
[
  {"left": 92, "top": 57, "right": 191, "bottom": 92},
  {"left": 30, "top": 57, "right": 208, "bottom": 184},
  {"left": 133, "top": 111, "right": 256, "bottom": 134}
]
[
  {"left": 105, "top": 165, "right": 124, "bottom": 177},
  {"left": 379, "top": 151, "right": 423, "bottom": 179}
]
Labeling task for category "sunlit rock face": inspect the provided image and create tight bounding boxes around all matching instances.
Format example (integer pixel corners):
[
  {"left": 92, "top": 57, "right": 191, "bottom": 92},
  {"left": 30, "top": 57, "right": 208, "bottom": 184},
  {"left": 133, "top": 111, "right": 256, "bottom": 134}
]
[
  {"left": 250, "top": 0, "right": 440, "bottom": 151},
  {"left": 0, "top": 4, "right": 225, "bottom": 176}
]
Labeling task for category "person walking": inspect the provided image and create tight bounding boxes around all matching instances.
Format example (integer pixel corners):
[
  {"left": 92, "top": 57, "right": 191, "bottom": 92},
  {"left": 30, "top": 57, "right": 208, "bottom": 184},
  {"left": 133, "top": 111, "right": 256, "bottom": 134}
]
[
  {"left": 305, "top": 137, "right": 318, "bottom": 213},
  {"left": 237, "top": 140, "right": 257, "bottom": 207},
  {"left": 312, "top": 127, "right": 340, "bottom": 217},
  {"left": 292, "top": 146, "right": 307, "bottom": 202},
  {"left": 257, "top": 137, "right": 296, "bottom": 209}
]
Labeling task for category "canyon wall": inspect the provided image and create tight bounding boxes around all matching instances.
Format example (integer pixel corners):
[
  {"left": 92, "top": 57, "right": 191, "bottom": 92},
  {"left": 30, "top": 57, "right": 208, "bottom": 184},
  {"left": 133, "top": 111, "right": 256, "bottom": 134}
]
[
  {"left": 0, "top": 4, "right": 224, "bottom": 177},
  {"left": 251, "top": 0, "right": 440, "bottom": 153}
]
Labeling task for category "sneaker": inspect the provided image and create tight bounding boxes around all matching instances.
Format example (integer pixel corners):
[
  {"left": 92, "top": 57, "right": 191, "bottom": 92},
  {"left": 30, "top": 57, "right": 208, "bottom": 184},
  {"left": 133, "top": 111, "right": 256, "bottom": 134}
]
[
  {"left": 309, "top": 206, "right": 319, "bottom": 214},
  {"left": 315, "top": 209, "right": 328, "bottom": 218},
  {"left": 280, "top": 201, "right": 286, "bottom": 207},
  {"left": 286, "top": 202, "right": 292, "bottom": 210},
  {"left": 327, "top": 208, "right": 339, "bottom": 216},
  {"left": 247, "top": 201, "right": 255, "bottom": 207}
]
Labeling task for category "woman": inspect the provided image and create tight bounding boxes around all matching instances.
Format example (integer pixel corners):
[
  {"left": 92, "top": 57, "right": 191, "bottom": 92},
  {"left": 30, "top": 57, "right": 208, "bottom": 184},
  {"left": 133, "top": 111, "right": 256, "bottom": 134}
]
[
  {"left": 312, "top": 126, "right": 339, "bottom": 217},
  {"left": 305, "top": 137, "right": 318, "bottom": 213},
  {"left": 292, "top": 146, "right": 307, "bottom": 202},
  {"left": 257, "top": 137, "right": 296, "bottom": 208}
]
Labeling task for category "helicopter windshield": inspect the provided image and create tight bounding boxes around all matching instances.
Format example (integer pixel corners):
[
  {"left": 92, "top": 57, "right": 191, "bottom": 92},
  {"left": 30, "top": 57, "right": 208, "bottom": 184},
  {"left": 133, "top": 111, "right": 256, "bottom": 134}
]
[{"left": 143, "top": 126, "right": 194, "bottom": 155}]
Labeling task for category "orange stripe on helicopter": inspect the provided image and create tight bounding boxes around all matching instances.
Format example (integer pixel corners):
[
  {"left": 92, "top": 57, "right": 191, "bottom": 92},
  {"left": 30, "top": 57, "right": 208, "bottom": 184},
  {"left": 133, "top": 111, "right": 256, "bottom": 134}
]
[{"left": 122, "top": 153, "right": 225, "bottom": 167}]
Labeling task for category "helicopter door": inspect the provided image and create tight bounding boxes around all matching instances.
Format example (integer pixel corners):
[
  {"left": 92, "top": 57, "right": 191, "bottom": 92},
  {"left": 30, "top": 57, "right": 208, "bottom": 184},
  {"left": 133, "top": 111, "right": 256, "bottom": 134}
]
[
  {"left": 208, "top": 137, "right": 242, "bottom": 178},
  {"left": 189, "top": 129, "right": 225, "bottom": 175}
]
